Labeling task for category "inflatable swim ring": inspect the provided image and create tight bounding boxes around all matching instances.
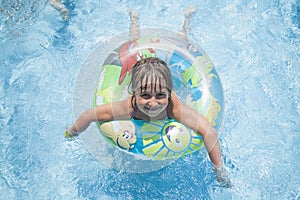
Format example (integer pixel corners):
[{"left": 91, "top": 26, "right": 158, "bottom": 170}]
[{"left": 93, "top": 34, "right": 224, "bottom": 160}]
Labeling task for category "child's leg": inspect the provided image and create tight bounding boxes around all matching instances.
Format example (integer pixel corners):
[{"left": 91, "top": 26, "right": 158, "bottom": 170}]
[
  {"left": 49, "top": 0, "right": 69, "bottom": 21},
  {"left": 179, "top": 7, "right": 197, "bottom": 40},
  {"left": 128, "top": 9, "right": 140, "bottom": 40}
]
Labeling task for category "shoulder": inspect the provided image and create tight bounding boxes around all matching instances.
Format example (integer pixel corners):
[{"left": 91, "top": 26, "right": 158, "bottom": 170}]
[
  {"left": 170, "top": 91, "right": 182, "bottom": 108},
  {"left": 114, "top": 95, "right": 134, "bottom": 114},
  {"left": 169, "top": 91, "right": 182, "bottom": 117},
  {"left": 169, "top": 91, "right": 196, "bottom": 121},
  {"left": 97, "top": 96, "right": 134, "bottom": 120}
]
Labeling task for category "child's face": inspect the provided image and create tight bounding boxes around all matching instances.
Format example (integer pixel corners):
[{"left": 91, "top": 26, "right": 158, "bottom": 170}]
[{"left": 134, "top": 81, "right": 169, "bottom": 118}]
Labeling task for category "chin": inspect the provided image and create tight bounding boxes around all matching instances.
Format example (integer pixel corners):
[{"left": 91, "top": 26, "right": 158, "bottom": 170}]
[
  {"left": 146, "top": 108, "right": 166, "bottom": 119},
  {"left": 148, "top": 112, "right": 161, "bottom": 118}
]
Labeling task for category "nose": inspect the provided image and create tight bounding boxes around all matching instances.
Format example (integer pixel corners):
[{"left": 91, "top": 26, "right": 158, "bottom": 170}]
[{"left": 147, "top": 97, "right": 158, "bottom": 107}]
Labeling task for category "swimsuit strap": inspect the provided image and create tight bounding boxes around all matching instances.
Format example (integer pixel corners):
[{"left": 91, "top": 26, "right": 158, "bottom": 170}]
[{"left": 131, "top": 106, "right": 138, "bottom": 119}]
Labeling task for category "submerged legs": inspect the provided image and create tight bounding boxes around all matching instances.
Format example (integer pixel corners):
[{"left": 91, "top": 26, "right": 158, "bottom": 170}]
[
  {"left": 49, "top": 0, "right": 69, "bottom": 21},
  {"left": 129, "top": 9, "right": 140, "bottom": 41},
  {"left": 179, "top": 7, "right": 197, "bottom": 40}
]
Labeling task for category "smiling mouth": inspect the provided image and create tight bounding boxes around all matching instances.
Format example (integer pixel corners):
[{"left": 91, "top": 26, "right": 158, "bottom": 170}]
[{"left": 145, "top": 106, "right": 162, "bottom": 114}]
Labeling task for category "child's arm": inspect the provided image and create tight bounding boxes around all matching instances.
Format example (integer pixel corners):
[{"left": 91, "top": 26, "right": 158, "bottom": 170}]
[
  {"left": 68, "top": 97, "right": 132, "bottom": 135},
  {"left": 172, "top": 99, "right": 222, "bottom": 166},
  {"left": 171, "top": 93, "right": 232, "bottom": 187},
  {"left": 171, "top": 92, "right": 222, "bottom": 166}
]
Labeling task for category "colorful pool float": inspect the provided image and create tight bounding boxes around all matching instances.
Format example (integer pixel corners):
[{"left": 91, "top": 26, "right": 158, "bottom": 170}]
[{"left": 94, "top": 35, "right": 224, "bottom": 160}]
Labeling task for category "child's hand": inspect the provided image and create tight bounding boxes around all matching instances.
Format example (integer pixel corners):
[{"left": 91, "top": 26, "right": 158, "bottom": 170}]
[
  {"left": 65, "top": 128, "right": 78, "bottom": 140},
  {"left": 213, "top": 165, "right": 233, "bottom": 188}
]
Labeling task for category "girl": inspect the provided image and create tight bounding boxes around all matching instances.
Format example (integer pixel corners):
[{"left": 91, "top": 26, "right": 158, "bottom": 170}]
[{"left": 66, "top": 57, "right": 231, "bottom": 187}]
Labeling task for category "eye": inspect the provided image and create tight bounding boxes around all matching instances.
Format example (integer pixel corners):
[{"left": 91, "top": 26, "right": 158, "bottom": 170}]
[
  {"left": 155, "top": 92, "right": 167, "bottom": 99},
  {"left": 140, "top": 93, "right": 152, "bottom": 99}
]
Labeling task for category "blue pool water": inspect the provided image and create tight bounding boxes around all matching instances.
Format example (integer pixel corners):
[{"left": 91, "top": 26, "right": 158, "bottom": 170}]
[{"left": 1, "top": 0, "right": 299, "bottom": 199}]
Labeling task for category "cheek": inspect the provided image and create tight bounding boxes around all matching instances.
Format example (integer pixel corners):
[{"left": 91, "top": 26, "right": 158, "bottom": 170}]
[
  {"left": 159, "top": 99, "right": 169, "bottom": 105},
  {"left": 136, "top": 97, "right": 147, "bottom": 105}
]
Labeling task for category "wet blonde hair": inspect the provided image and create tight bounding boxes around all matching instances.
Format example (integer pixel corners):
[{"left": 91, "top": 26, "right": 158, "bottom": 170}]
[{"left": 129, "top": 57, "right": 173, "bottom": 94}]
